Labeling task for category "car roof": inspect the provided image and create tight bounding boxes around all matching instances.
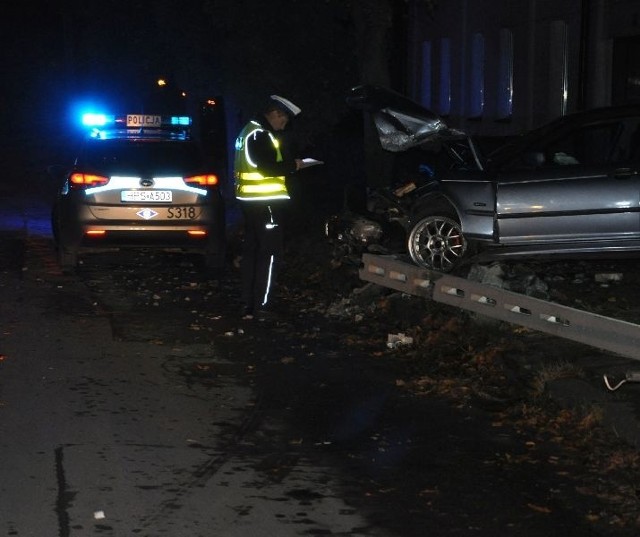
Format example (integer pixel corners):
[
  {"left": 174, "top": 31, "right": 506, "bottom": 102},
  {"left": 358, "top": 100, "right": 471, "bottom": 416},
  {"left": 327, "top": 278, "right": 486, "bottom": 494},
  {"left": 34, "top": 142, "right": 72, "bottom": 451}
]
[{"left": 87, "top": 128, "right": 192, "bottom": 142}]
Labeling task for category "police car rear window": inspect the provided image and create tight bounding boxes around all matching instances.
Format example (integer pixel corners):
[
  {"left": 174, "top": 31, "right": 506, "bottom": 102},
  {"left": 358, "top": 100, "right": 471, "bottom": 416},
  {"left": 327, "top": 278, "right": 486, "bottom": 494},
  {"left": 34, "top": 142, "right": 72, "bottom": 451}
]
[{"left": 78, "top": 140, "right": 203, "bottom": 174}]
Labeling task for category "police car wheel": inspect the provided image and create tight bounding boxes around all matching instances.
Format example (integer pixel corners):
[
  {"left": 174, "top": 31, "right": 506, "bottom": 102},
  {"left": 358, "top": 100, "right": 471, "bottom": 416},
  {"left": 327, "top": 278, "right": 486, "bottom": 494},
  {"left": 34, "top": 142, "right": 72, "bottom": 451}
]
[
  {"left": 57, "top": 246, "right": 78, "bottom": 273},
  {"left": 50, "top": 206, "right": 60, "bottom": 243}
]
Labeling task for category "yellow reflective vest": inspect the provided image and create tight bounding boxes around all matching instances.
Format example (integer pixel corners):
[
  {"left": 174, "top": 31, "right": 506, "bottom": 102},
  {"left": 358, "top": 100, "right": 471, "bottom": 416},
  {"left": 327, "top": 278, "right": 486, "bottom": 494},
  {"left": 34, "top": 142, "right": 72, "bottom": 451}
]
[{"left": 233, "top": 120, "right": 290, "bottom": 201}]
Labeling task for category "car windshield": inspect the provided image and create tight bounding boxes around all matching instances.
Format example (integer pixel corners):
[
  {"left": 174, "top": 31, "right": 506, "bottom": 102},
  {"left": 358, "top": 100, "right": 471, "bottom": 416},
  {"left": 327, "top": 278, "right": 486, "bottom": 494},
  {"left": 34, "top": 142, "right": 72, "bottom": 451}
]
[{"left": 78, "top": 140, "right": 203, "bottom": 175}]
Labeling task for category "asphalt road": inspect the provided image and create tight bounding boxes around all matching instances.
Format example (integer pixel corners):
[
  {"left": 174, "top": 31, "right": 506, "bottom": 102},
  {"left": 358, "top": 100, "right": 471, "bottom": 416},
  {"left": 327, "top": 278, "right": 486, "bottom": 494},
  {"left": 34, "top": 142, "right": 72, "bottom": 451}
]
[
  {"left": 1, "top": 160, "right": 639, "bottom": 536},
  {"left": 0, "top": 200, "right": 388, "bottom": 535}
]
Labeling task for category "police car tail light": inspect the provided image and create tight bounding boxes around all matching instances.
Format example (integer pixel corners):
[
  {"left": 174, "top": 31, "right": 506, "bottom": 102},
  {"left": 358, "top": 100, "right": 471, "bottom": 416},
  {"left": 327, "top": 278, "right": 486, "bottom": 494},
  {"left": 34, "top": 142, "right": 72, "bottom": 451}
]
[
  {"left": 188, "top": 230, "right": 207, "bottom": 236},
  {"left": 184, "top": 174, "right": 218, "bottom": 187},
  {"left": 70, "top": 173, "right": 109, "bottom": 190}
]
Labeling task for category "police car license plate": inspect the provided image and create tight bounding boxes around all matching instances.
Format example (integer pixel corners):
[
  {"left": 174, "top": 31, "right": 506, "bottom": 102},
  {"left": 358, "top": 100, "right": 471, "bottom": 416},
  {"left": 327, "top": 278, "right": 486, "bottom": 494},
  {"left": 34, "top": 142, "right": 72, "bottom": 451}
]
[{"left": 121, "top": 190, "right": 172, "bottom": 202}]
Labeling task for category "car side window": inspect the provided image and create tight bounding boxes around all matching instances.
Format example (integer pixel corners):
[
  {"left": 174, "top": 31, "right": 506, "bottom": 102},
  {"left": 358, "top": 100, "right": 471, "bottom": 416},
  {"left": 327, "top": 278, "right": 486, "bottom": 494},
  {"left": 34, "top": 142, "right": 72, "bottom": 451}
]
[
  {"left": 536, "top": 123, "right": 621, "bottom": 167},
  {"left": 518, "top": 117, "right": 640, "bottom": 169},
  {"left": 613, "top": 118, "right": 640, "bottom": 163}
]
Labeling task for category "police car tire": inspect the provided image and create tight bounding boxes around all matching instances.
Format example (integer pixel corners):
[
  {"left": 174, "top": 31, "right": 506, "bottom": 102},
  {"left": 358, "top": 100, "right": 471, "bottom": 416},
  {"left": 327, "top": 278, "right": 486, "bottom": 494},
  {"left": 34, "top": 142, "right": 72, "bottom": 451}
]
[{"left": 57, "top": 247, "right": 78, "bottom": 273}]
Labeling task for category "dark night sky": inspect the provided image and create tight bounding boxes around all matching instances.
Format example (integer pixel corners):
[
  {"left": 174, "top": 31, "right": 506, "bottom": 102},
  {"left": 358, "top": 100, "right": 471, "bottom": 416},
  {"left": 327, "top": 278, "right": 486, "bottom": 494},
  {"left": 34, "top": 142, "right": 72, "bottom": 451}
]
[
  {"left": 0, "top": 0, "right": 365, "bottom": 154},
  {"left": 0, "top": 2, "right": 181, "bottom": 134}
]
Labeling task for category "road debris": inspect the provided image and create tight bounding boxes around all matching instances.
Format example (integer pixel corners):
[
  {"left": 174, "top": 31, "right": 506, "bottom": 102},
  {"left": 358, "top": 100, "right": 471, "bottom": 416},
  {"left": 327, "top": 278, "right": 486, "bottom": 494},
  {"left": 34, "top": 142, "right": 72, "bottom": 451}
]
[
  {"left": 387, "top": 332, "right": 414, "bottom": 349},
  {"left": 595, "top": 273, "right": 623, "bottom": 284}
]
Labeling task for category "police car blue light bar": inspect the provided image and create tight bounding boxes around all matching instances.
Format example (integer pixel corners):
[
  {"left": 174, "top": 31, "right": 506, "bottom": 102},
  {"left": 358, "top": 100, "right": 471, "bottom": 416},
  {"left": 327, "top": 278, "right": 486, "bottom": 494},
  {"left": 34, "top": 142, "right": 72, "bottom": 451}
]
[
  {"left": 169, "top": 116, "right": 191, "bottom": 126},
  {"left": 124, "top": 114, "right": 191, "bottom": 127},
  {"left": 81, "top": 113, "right": 191, "bottom": 128},
  {"left": 80, "top": 113, "right": 192, "bottom": 141},
  {"left": 81, "top": 113, "right": 115, "bottom": 127}
]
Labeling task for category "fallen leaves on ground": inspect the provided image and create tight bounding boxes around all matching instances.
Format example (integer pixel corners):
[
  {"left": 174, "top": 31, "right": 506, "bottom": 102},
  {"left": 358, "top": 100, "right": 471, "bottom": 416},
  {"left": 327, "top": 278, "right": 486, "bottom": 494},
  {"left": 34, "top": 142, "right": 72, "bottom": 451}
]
[{"left": 278, "top": 240, "right": 640, "bottom": 532}]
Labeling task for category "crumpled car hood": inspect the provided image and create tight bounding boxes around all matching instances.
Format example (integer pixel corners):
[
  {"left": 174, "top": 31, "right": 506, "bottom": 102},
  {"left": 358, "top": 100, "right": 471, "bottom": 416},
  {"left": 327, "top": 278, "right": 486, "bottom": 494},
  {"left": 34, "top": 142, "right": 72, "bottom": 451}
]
[{"left": 346, "top": 84, "right": 464, "bottom": 152}]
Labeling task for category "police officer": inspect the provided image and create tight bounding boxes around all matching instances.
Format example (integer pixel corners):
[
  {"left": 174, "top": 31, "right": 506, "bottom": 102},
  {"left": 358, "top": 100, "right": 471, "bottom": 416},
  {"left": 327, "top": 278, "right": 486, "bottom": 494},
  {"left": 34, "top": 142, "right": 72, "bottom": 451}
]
[{"left": 234, "top": 95, "right": 303, "bottom": 320}]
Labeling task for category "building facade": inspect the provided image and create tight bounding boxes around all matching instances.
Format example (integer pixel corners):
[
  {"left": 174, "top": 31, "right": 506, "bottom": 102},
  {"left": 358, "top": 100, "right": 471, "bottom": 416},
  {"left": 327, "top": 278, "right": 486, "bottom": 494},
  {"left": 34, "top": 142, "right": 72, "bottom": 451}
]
[{"left": 407, "top": 0, "right": 640, "bottom": 136}]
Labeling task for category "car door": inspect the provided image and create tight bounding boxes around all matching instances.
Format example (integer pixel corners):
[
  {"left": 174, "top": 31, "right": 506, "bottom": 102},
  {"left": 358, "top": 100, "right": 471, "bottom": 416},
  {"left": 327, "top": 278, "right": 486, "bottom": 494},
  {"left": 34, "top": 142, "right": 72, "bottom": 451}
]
[{"left": 494, "top": 115, "right": 640, "bottom": 245}]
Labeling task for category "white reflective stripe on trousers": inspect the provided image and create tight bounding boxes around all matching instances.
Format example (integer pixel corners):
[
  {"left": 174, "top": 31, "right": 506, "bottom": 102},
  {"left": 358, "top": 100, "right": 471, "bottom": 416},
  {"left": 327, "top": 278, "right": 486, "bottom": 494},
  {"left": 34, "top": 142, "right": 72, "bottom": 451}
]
[
  {"left": 261, "top": 255, "right": 275, "bottom": 307},
  {"left": 261, "top": 206, "right": 277, "bottom": 307}
]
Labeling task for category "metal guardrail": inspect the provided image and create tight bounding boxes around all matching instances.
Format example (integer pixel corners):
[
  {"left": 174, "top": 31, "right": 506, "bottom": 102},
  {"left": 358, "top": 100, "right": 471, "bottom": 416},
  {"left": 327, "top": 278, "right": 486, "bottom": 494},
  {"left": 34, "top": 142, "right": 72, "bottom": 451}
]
[
  {"left": 359, "top": 253, "right": 440, "bottom": 298},
  {"left": 360, "top": 253, "right": 640, "bottom": 360}
]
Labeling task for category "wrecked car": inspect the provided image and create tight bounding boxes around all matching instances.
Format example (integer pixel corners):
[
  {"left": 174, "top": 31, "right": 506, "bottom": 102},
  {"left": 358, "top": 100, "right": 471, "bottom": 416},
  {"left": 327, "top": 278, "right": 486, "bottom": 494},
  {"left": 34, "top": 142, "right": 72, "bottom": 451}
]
[{"left": 326, "top": 85, "right": 640, "bottom": 273}]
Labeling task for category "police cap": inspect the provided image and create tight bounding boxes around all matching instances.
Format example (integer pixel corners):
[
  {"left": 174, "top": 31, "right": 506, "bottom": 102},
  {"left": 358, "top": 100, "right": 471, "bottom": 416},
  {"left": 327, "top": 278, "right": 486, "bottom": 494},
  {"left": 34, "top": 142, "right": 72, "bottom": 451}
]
[{"left": 269, "top": 95, "right": 301, "bottom": 118}]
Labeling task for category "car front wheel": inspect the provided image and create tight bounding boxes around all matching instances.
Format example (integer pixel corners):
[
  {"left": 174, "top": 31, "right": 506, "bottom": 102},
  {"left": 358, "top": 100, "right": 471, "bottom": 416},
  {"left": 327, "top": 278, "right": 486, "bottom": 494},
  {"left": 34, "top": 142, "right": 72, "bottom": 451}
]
[{"left": 407, "top": 214, "right": 467, "bottom": 272}]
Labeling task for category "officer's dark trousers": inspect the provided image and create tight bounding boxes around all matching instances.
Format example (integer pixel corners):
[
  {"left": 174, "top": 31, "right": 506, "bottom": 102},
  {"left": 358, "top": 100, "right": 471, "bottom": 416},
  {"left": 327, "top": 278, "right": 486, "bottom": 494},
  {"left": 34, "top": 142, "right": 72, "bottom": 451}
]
[{"left": 240, "top": 203, "right": 286, "bottom": 312}]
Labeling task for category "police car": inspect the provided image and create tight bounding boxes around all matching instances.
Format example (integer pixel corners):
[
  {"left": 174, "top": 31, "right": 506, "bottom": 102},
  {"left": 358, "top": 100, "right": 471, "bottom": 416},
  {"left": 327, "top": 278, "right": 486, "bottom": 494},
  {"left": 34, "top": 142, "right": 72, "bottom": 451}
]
[{"left": 51, "top": 112, "right": 226, "bottom": 272}]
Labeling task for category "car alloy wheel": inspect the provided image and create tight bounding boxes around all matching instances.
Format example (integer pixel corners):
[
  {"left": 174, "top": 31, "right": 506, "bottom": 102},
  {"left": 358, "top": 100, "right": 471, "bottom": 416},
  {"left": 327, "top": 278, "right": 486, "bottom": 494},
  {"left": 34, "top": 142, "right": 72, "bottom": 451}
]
[{"left": 408, "top": 215, "right": 467, "bottom": 272}]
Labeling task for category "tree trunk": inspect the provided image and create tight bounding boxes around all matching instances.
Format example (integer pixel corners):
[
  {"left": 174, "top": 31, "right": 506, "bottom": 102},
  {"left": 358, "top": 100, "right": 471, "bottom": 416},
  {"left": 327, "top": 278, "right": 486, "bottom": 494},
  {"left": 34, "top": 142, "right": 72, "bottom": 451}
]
[{"left": 351, "top": 0, "right": 396, "bottom": 189}]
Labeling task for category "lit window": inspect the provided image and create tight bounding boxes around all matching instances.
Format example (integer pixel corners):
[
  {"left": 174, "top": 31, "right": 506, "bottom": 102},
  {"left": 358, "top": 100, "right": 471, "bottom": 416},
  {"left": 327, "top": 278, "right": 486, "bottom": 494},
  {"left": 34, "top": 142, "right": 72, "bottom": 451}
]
[
  {"left": 468, "top": 32, "right": 485, "bottom": 118},
  {"left": 439, "top": 38, "right": 451, "bottom": 116},
  {"left": 497, "top": 28, "right": 513, "bottom": 120},
  {"left": 420, "top": 41, "right": 432, "bottom": 109},
  {"left": 549, "top": 20, "right": 568, "bottom": 116}
]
